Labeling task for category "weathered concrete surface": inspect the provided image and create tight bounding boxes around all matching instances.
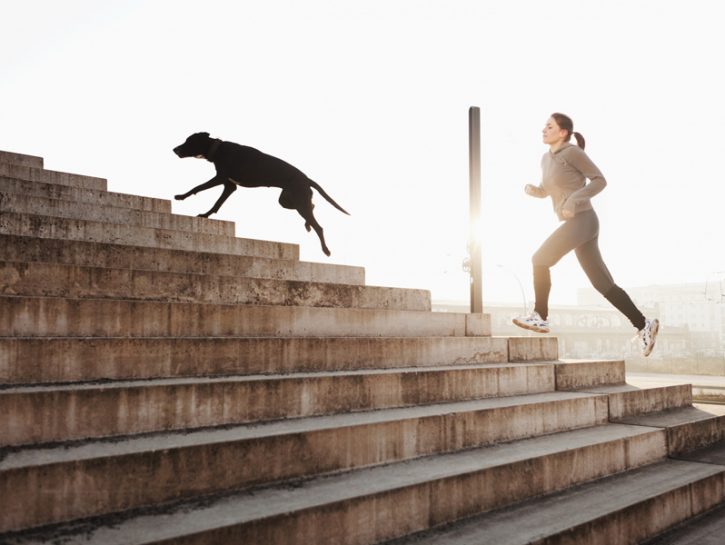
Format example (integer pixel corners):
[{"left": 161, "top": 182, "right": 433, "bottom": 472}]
[
  {"left": 381, "top": 459, "right": 725, "bottom": 545},
  {"left": 554, "top": 358, "right": 625, "bottom": 390},
  {"left": 0, "top": 234, "right": 365, "bottom": 285},
  {"left": 0, "top": 363, "right": 555, "bottom": 445},
  {"left": 0, "top": 150, "right": 43, "bottom": 169},
  {"left": 675, "top": 439, "right": 725, "bottom": 465},
  {"left": 0, "top": 162, "right": 106, "bottom": 190},
  {"left": 0, "top": 336, "right": 510, "bottom": 384},
  {"left": 582, "top": 383, "right": 693, "bottom": 420},
  {"left": 0, "top": 260, "right": 430, "bottom": 310},
  {"left": 0, "top": 192, "right": 235, "bottom": 236},
  {"left": 619, "top": 404, "right": 725, "bottom": 455},
  {"left": 0, "top": 212, "right": 299, "bottom": 259},
  {"left": 641, "top": 502, "right": 725, "bottom": 545},
  {"left": 0, "top": 424, "right": 666, "bottom": 543},
  {"left": 0, "top": 176, "right": 170, "bottom": 212},
  {"left": 0, "top": 296, "right": 489, "bottom": 337},
  {"left": 507, "top": 336, "right": 558, "bottom": 362},
  {"left": 0, "top": 393, "right": 608, "bottom": 532}
]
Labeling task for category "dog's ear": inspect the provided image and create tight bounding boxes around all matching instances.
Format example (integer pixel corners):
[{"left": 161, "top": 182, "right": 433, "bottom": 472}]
[{"left": 199, "top": 132, "right": 210, "bottom": 138}]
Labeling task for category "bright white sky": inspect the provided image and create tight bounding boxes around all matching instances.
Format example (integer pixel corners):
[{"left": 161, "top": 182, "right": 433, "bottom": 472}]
[{"left": 2, "top": 0, "right": 724, "bottom": 306}]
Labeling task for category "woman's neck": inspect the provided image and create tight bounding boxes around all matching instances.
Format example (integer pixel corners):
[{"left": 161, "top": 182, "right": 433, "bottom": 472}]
[{"left": 549, "top": 141, "right": 567, "bottom": 153}]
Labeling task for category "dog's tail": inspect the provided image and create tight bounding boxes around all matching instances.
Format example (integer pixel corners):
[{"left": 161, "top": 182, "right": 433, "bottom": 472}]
[{"left": 309, "top": 180, "right": 350, "bottom": 215}]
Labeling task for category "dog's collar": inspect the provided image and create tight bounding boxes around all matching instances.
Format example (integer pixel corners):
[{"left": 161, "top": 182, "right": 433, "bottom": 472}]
[{"left": 206, "top": 139, "right": 222, "bottom": 161}]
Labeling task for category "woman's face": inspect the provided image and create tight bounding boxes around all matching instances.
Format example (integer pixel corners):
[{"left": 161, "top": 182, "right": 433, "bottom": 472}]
[{"left": 542, "top": 117, "right": 568, "bottom": 146}]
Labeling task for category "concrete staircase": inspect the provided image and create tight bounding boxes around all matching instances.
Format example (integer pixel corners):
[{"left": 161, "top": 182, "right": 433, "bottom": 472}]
[{"left": 1, "top": 148, "right": 725, "bottom": 544}]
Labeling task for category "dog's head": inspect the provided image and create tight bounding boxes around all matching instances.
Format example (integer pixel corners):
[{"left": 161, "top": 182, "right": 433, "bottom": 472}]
[{"left": 173, "top": 132, "right": 212, "bottom": 159}]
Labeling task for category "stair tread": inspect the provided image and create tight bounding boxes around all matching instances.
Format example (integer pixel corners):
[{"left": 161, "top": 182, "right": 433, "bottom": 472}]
[
  {"left": 0, "top": 233, "right": 364, "bottom": 284},
  {"left": 0, "top": 150, "right": 43, "bottom": 168},
  {"left": 0, "top": 192, "right": 235, "bottom": 233},
  {"left": 384, "top": 458, "right": 725, "bottom": 545},
  {"left": 0, "top": 362, "right": 555, "bottom": 393},
  {"left": 619, "top": 404, "right": 725, "bottom": 427},
  {"left": 1, "top": 423, "right": 666, "bottom": 545},
  {"left": 0, "top": 211, "right": 298, "bottom": 260},
  {"left": 0, "top": 391, "right": 603, "bottom": 470},
  {"left": 582, "top": 383, "right": 691, "bottom": 394},
  {"left": 0, "top": 163, "right": 106, "bottom": 189},
  {"left": 0, "top": 294, "right": 487, "bottom": 338},
  {"left": 0, "top": 176, "right": 169, "bottom": 211},
  {"left": 640, "top": 502, "right": 725, "bottom": 545},
  {"left": 0, "top": 259, "right": 427, "bottom": 300}
]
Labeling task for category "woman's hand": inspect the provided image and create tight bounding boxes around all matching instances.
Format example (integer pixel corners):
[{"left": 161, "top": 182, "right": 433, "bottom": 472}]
[
  {"left": 561, "top": 199, "right": 576, "bottom": 219},
  {"left": 524, "top": 184, "right": 547, "bottom": 198}
]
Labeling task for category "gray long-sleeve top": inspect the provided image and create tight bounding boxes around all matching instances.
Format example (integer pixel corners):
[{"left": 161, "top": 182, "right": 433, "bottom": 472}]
[{"left": 527, "top": 142, "right": 607, "bottom": 221}]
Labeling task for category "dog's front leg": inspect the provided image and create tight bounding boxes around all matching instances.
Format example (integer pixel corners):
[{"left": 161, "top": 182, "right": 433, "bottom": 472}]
[
  {"left": 174, "top": 175, "right": 225, "bottom": 201},
  {"left": 198, "top": 181, "right": 237, "bottom": 218}
]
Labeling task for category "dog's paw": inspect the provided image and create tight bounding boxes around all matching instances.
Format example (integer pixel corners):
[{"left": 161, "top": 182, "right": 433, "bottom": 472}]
[
  {"left": 305, "top": 222, "right": 312, "bottom": 232},
  {"left": 174, "top": 194, "right": 186, "bottom": 201},
  {"left": 197, "top": 213, "right": 210, "bottom": 218}
]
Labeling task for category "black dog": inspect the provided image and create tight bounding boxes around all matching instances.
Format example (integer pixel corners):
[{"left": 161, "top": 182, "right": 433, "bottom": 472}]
[{"left": 173, "top": 132, "right": 349, "bottom": 256}]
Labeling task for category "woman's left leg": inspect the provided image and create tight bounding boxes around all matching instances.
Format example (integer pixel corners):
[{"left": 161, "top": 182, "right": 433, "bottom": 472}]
[{"left": 575, "top": 236, "right": 646, "bottom": 331}]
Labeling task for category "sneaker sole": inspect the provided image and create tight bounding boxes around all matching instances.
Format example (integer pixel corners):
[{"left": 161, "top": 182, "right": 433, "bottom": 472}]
[
  {"left": 512, "top": 318, "right": 550, "bottom": 334},
  {"left": 643, "top": 319, "right": 660, "bottom": 357}
]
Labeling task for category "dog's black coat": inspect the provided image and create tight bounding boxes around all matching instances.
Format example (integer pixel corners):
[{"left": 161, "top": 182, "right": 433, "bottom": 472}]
[{"left": 173, "top": 132, "right": 348, "bottom": 256}]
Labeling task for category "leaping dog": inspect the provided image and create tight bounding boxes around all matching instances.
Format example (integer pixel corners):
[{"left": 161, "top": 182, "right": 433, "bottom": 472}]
[{"left": 173, "top": 132, "right": 349, "bottom": 256}]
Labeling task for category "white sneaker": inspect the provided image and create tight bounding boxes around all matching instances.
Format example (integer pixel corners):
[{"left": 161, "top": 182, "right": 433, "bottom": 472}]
[
  {"left": 513, "top": 311, "right": 550, "bottom": 333},
  {"left": 639, "top": 318, "right": 660, "bottom": 357}
]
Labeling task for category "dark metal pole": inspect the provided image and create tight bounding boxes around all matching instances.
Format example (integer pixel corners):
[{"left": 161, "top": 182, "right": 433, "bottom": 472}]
[{"left": 469, "top": 106, "right": 483, "bottom": 313}]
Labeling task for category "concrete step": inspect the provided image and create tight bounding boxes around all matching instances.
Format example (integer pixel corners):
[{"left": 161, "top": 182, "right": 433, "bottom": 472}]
[
  {"left": 0, "top": 363, "right": 557, "bottom": 446},
  {"left": 581, "top": 383, "right": 693, "bottom": 419},
  {"left": 619, "top": 403, "right": 725, "bottom": 455},
  {"left": 0, "top": 150, "right": 43, "bottom": 169},
  {"left": 0, "top": 260, "right": 430, "bottom": 310},
  {"left": 640, "top": 501, "right": 725, "bottom": 545},
  {"left": 0, "top": 162, "right": 106, "bottom": 191},
  {"left": 552, "top": 358, "right": 625, "bottom": 389},
  {"left": 0, "top": 233, "right": 365, "bottom": 285},
  {"left": 0, "top": 423, "right": 665, "bottom": 541},
  {"left": 382, "top": 458, "right": 725, "bottom": 545},
  {"left": 653, "top": 440, "right": 725, "bottom": 544},
  {"left": 506, "top": 335, "right": 559, "bottom": 362},
  {"left": 0, "top": 192, "right": 235, "bottom": 236},
  {"left": 0, "top": 212, "right": 298, "bottom": 259},
  {"left": 0, "top": 336, "right": 511, "bottom": 384},
  {"left": 0, "top": 296, "right": 489, "bottom": 337},
  {"left": 0, "top": 176, "right": 170, "bottom": 213}
]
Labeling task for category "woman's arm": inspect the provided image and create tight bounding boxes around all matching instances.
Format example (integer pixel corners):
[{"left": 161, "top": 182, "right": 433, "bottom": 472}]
[{"left": 565, "top": 148, "right": 607, "bottom": 203}]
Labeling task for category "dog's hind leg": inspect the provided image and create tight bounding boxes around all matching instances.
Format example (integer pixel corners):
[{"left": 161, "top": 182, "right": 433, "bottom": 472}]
[
  {"left": 198, "top": 181, "right": 237, "bottom": 218},
  {"left": 280, "top": 188, "right": 330, "bottom": 256},
  {"left": 279, "top": 188, "right": 315, "bottom": 232},
  {"left": 297, "top": 205, "right": 330, "bottom": 256}
]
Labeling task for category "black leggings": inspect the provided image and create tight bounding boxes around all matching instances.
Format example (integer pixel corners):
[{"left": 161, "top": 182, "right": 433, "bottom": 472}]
[{"left": 531, "top": 209, "right": 646, "bottom": 330}]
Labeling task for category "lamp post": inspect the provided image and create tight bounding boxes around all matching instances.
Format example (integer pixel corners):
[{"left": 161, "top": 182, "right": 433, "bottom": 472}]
[{"left": 469, "top": 106, "right": 482, "bottom": 313}]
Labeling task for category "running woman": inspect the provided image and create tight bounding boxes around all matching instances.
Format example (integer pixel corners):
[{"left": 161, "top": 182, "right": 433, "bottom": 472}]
[{"left": 512, "top": 113, "right": 660, "bottom": 357}]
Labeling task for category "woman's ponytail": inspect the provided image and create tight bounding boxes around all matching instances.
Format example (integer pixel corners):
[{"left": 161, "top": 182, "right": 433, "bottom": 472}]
[{"left": 551, "top": 113, "right": 586, "bottom": 149}]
